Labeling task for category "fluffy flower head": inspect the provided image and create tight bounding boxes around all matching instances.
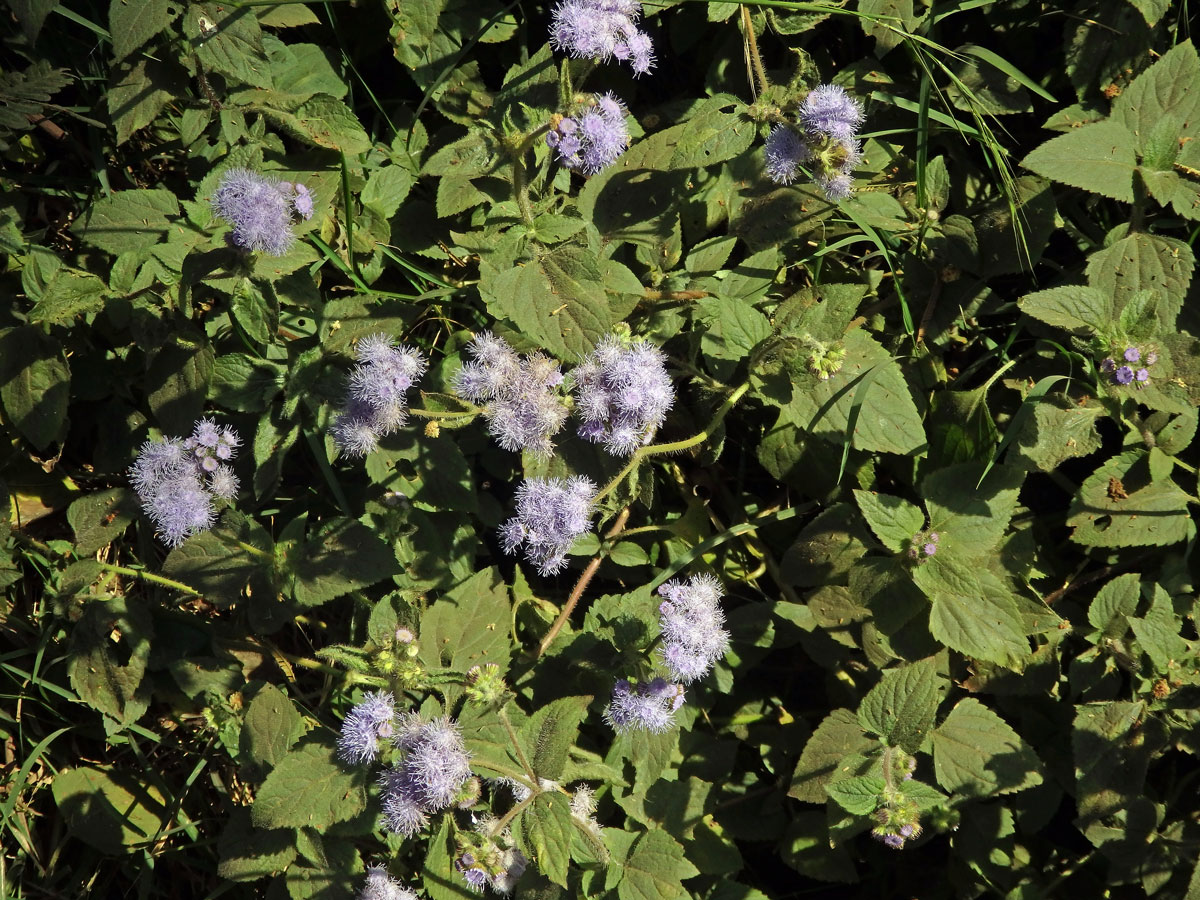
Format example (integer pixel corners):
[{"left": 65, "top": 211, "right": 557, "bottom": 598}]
[
  {"left": 799, "top": 84, "right": 865, "bottom": 140},
  {"left": 604, "top": 678, "right": 684, "bottom": 733},
  {"left": 500, "top": 476, "right": 596, "bottom": 576},
  {"left": 337, "top": 691, "right": 397, "bottom": 766},
  {"left": 764, "top": 125, "right": 809, "bottom": 185},
  {"left": 332, "top": 334, "right": 427, "bottom": 458},
  {"left": 358, "top": 866, "right": 418, "bottom": 900},
  {"left": 574, "top": 333, "right": 674, "bottom": 455},
  {"left": 656, "top": 574, "right": 730, "bottom": 683},
  {"left": 550, "top": 0, "right": 653, "bottom": 75},
  {"left": 212, "top": 168, "right": 298, "bottom": 256},
  {"left": 547, "top": 93, "right": 630, "bottom": 174}
]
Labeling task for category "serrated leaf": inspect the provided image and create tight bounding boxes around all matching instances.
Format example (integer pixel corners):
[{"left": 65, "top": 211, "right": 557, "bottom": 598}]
[
  {"left": 71, "top": 188, "right": 179, "bottom": 256},
  {"left": 932, "top": 698, "right": 1042, "bottom": 798},
  {"left": 856, "top": 658, "right": 941, "bottom": 753},
  {"left": 1087, "top": 573, "right": 1141, "bottom": 635},
  {"left": 859, "top": 0, "right": 920, "bottom": 54},
  {"left": 216, "top": 809, "right": 297, "bottom": 881},
  {"left": 1129, "top": 584, "right": 1191, "bottom": 673},
  {"left": 522, "top": 696, "right": 591, "bottom": 782},
  {"left": 67, "top": 488, "right": 135, "bottom": 555},
  {"left": 1017, "top": 284, "right": 1110, "bottom": 334},
  {"left": 185, "top": 2, "right": 270, "bottom": 89},
  {"left": 240, "top": 684, "right": 305, "bottom": 772},
  {"left": 162, "top": 510, "right": 274, "bottom": 606},
  {"left": 418, "top": 568, "right": 512, "bottom": 676},
  {"left": 262, "top": 95, "right": 372, "bottom": 154},
  {"left": 1112, "top": 41, "right": 1200, "bottom": 154},
  {"left": 1068, "top": 450, "right": 1191, "bottom": 547},
  {"left": 146, "top": 331, "right": 214, "bottom": 436},
  {"left": 28, "top": 268, "right": 108, "bottom": 324},
  {"left": 1021, "top": 120, "right": 1137, "bottom": 202},
  {"left": 613, "top": 828, "right": 700, "bottom": 900},
  {"left": 1011, "top": 395, "right": 1103, "bottom": 472},
  {"left": 922, "top": 463, "right": 1023, "bottom": 558},
  {"left": 0, "top": 325, "right": 69, "bottom": 450},
  {"left": 521, "top": 792, "right": 573, "bottom": 887},
  {"left": 917, "top": 559, "right": 1028, "bottom": 665},
  {"left": 209, "top": 353, "right": 285, "bottom": 412},
  {"left": 826, "top": 776, "right": 886, "bottom": 815},
  {"left": 789, "top": 709, "right": 874, "bottom": 803},
  {"left": 251, "top": 742, "right": 365, "bottom": 830},
  {"left": 1085, "top": 231, "right": 1194, "bottom": 329},
  {"left": 110, "top": 0, "right": 178, "bottom": 60},
  {"left": 67, "top": 595, "right": 152, "bottom": 728},
  {"left": 853, "top": 490, "right": 925, "bottom": 553},
  {"left": 282, "top": 518, "right": 398, "bottom": 607}
]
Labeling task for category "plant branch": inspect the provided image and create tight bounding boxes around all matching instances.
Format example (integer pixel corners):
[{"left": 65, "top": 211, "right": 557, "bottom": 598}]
[
  {"left": 499, "top": 706, "right": 538, "bottom": 784},
  {"left": 537, "top": 507, "right": 632, "bottom": 658},
  {"left": 741, "top": 5, "right": 770, "bottom": 98},
  {"left": 93, "top": 562, "right": 202, "bottom": 596}
]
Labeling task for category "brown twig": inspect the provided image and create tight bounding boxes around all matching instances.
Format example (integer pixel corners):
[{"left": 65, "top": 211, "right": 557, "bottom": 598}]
[{"left": 536, "top": 507, "right": 632, "bottom": 658}]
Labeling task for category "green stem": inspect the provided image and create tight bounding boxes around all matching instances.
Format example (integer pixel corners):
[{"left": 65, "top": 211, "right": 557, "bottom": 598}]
[
  {"left": 407, "top": 406, "right": 480, "bottom": 420},
  {"left": 490, "top": 791, "right": 538, "bottom": 836},
  {"left": 740, "top": 5, "right": 770, "bottom": 97},
  {"left": 499, "top": 706, "right": 538, "bottom": 784},
  {"left": 232, "top": 539, "right": 272, "bottom": 560},
  {"left": 592, "top": 382, "right": 751, "bottom": 506},
  {"left": 510, "top": 126, "right": 550, "bottom": 229},
  {"left": 92, "top": 562, "right": 202, "bottom": 596}
]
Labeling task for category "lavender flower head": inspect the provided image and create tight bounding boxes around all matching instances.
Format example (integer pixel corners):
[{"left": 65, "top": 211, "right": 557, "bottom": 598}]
[
  {"left": 331, "top": 334, "right": 427, "bottom": 457},
  {"left": 337, "top": 691, "right": 397, "bottom": 766},
  {"left": 549, "top": 0, "right": 653, "bottom": 76},
  {"left": 358, "top": 866, "right": 418, "bottom": 900},
  {"left": 798, "top": 84, "right": 866, "bottom": 140},
  {"left": 763, "top": 83, "right": 864, "bottom": 202},
  {"left": 378, "top": 713, "right": 472, "bottom": 837},
  {"left": 212, "top": 169, "right": 314, "bottom": 255},
  {"left": 546, "top": 93, "right": 631, "bottom": 175},
  {"left": 604, "top": 678, "right": 684, "bottom": 733},
  {"left": 454, "top": 333, "right": 569, "bottom": 456},
  {"left": 574, "top": 334, "right": 674, "bottom": 455},
  {"left": 129, "top": 418, "right": 240, "bottom": 546},
  {"left": 656, "top": 574, "right": 731, "bottom": 683},
  {"left": 764, "top": 125, "right": 810, "bottom": 186},
  {"left": 499, "top": 476, "right": 596, "bottom": 576}
]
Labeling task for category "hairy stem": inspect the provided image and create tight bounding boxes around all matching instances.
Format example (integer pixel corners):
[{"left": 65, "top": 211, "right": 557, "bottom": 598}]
[
  {"left": 510, "top": 126, "right": 552, "bottom": 229},
  {"left": 490, "top": 791, "right": 538, "bottom": 836},
  {"left": 740, "top": 5, "right": 770, "bottom": 98},
  {"left": 499, "top": 706, "right": 538, "bottom": 784},
  {"left": 93, "top": 561, "right": 202, "bottom": 596},
  {"left": 537, "top": 507, "right": 632, "bottom": 658},
  {"left": 592, "top": 381, "right": 752, "bottom": 506}
]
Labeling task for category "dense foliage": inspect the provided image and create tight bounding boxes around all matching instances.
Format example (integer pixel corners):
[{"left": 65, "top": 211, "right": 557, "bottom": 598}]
[{"left": 2, "top": 1, "right": 1200, "bottom": 898}]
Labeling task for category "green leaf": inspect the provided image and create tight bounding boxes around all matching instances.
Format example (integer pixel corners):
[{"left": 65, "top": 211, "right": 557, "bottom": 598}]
[
  {"left": 826, "top": 776, "right": 886, "bottom": 815},
  {"left": 853, "top": 490, "right": 925, "bottom": 553},
  {"left": 68, "top": 488, "right": 135, "bottom": 555},
  {"left": 185, "top": 2, "right": 271, "bottom": 89},
  {"left": 110, "top": 0, "right": 178, "bottom": 60},
  {"left": 282, "top": 518, "right": 398, "bottom": 608},
  {"left": 418, "top": 568, "right": 512, "bottom": 676},
  {"left": 209, "top": 353, "right": 285, "bottom": 412},
  {"left": 1017, "top": 284, "right": 1111, "bottom": 334},
  {"left": 856, "top": 658, "right": 941, "bottom": 753},
  {"left": 1141, "top": 168, "right": 1200, "bottom": 221},
  {"left": 1085, "top": 231, "right": 1194, "bottom": 329},
  {"left": 1129, "top": 584, "right": 1190, "bottom": 674},
  {"left": 859, "top": 0, "right": 920, "bottom": 54},
  {"left": 162, "top": 510, "right": 275, "bottom": 606},
  {"left": 789, "top": 709, "right": 874, "bottom": 803},
  {"left": 612, "top": 828, "right": 700, "bottom": 900},
  {"left": 1087, "top": 573, "right": 1141, "bottom": 635},
  {"left": 931, "top": 698, "right": 1042, "bottom": 798},
  {"left": 71, "top": 188, "right": 180, "bottom": 256},
  {"left": 522, "top": 696, "right": 592, "bottom": 781},
  {"left": 1068, "top": 450, "right": 1191, "bottom": 547},
  {"left": 1111, "top": 41, "right": 1200, "bottom": 154},
  {"left": 262, "top": 95, "right": 372, "bottom": 155},
  {"left": 1072, "top": 701, "right": 1156, "bottom": 846},
  {"left": 481, "top": 244, "right": 639, "bottom": 360},
  {"left": 251, "top": 741, "right": 365, "bottom": 830},
  {"left": 1021, "top": 120, "right": 1137, "bottom": 202},
  {"left": 67, "top": 595, "right": 152, "bottom": 729},
  {"left": 922, "top": 463, "right": 1023, "bottom": 558},
  {"left": 240, "top": 684, "right": 305, "bottom": 772},
  {"left": 216, "top": 809, "right": 297, "bottom": 882},
  {"left": 7, "top": 0, "right": 59, "bottom": 44},
  {"left": 51, "top": 765, "right": 170, "bottom": 854},
  {"left": 917, "top": 558, "right": 1028, "bottom": 665},
  {"left": 28, "top": 268, "right": 108, "bottom": 325},
  {"left": 147, "top": 331, "right": 215, "bottom": 436},
  {"left": 521, "top": 792, "right": 573, "bottom": 887},
  {"left": 0, "top": 326, "right": 69, "bottom": 450},
  {"left": 1011, "top": 394, "right": 1104, "bottom": 472},
  {"left": 784, "top": 330, "right": 926, "bottom": 456}
]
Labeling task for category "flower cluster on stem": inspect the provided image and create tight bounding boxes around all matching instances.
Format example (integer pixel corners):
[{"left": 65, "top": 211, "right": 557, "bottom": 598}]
[
  {"left": 356, "top": 866, "right": 418, "bottom": 900},
  {"left": 1099, "top": 344, "right": 1157, "bottom": 389},
  {"left": 499, "top": 476, "right": 596, "bottom": 575},
  {"left": 764, "top": 84, "right": 865, "bottom": 202},
  {"left": 129, "top": 417, "right": 240, "bottom": 546},
  {"left": 546, "top": 93, "right": 631, "bottom": 175},
  {"left": 331, "top": 334, "right": 427, "bottom": 458},
  {"left": 574, "top": 333, "right": 674, "bottom": 455},
  {"left": 549, "top": 0, "right": 653, "bottom": 76},
  {"left": 212, "top": 168, "right": 313, "bottom": 256},
  {"left": 656, "top": 574, "right": 731, "bottom": 683}
]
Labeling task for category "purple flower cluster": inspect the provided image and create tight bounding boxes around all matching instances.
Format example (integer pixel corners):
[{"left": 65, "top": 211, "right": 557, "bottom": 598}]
[
  {"left": 1100, "top": 345, "right": 1156, "bottom": 389},
  {"left": 454, "top": 333, "right": 570, "bottom": 457},
  {"left": 546, "top": 93, "right": 631, "bottom": 175},
  {"left": 379, "top": 715, "right": 473, "bottom": 837},
  {"left": 906, "top": 530, "right": 939, "bottom": 563},
  {"left": 549, "top": 0, "right": 653, "bottom": 76},
  {"left": 656, "top": 574, "right": 731, "bottom": 683},
  {"left": 357, "top": 866, "right": 418, "bottom": 900},
  {"left": 764, "top": 84, "right": 865, "bottom": 202},
  {"left": 456, "top": 848, "right": 528, "bottom": 895},
  {"left": 129, "top": 417, "right": 240, "bottom": 546},
  {"left": 212, "top": 168, "right": 314, "bottom": 255},
  {"left": 336, "top": 691, "right": 397, "bottom": 766},
  {"left": 499, "top": 476, "right": 596, "bottom": 575},
  {"left": 574, "top": 334, "right": 674, "bottom": 455},
  {"left": 604, "top": 677, "right": 685, "bottom": 733},
  {"left": 331, "top": 334, "right": 427, "bottom": 458}
]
